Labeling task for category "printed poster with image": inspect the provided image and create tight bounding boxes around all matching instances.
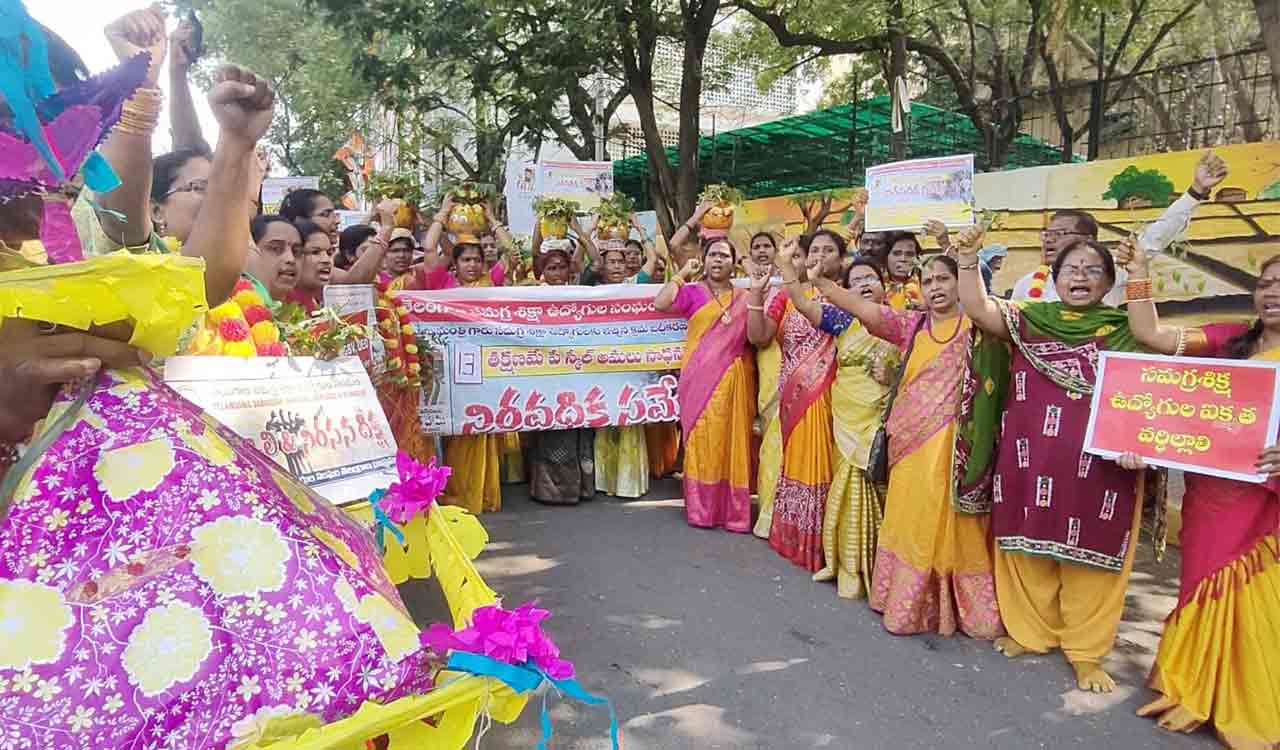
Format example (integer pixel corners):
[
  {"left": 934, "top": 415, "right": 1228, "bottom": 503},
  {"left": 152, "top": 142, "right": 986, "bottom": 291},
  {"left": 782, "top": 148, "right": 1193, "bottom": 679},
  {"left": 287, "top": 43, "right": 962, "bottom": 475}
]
[
  {"left": 323, "top": 284, "right": 387, "bottom": 376},
  {"left": 505, "top": 158, "right": 538, "bottom": 235},
  {"left": 536, "top": 160, "right": 615, "bottom": 212},
  {"left": 864, "top": 154, "right": 976, "bottom": 232},
  {"left": 260, "top": 176, "right": 320, "bottom": 214},
  {"left": 164, "top": 356, "right": 397, "bottom": 504}
]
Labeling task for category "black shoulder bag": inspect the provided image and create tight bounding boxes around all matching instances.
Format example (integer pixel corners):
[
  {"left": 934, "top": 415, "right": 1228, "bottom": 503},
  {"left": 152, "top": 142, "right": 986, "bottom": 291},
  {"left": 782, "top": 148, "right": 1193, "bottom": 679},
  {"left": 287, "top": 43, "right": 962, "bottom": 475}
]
[{"left": 867, "top": 314, "right": 926, "bottom": 485}]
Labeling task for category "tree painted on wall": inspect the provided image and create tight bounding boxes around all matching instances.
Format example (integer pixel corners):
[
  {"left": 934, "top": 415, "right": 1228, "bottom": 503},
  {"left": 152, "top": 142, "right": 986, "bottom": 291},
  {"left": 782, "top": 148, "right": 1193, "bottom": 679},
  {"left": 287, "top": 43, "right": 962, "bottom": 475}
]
[{"left": 1102, "top": 166, "right": 1176, "bottom": 208}]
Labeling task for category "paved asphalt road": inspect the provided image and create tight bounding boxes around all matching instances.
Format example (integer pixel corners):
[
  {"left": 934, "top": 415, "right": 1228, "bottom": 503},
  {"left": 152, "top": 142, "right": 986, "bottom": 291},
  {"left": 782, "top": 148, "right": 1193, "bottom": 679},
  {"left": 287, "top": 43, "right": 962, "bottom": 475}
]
[{"left": 400, "top": 480, "right": 1215, "bottom": 750}]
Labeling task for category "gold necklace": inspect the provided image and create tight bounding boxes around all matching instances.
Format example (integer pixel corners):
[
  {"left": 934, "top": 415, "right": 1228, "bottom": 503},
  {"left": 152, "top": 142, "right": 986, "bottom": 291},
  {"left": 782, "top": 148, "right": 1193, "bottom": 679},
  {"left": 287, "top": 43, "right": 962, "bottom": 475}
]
[
  {"left": 704, "top": 282, "right": 733, "bottom": 324},
  {"left": 927, "top": 312, "right": 962, "bottom": 345}
]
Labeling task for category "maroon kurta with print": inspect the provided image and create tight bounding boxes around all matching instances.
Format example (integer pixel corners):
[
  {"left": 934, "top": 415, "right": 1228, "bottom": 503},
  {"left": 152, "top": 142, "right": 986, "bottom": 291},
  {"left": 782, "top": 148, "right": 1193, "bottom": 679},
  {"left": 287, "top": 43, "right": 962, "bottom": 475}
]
[{"left": 991, "top": 321, "right": 1139, "bottom": 571}]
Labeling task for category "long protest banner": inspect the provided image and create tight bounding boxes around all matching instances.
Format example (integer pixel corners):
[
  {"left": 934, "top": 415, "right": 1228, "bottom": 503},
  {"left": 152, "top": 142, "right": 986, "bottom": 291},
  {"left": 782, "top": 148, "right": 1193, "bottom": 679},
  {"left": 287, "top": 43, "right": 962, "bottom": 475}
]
[
  {"left": 164, "top": 356, "right": 397, "bottom": 504},
  {"left": 1083, "top": 352, "right": 1280, "bottom": 482},
  {"left": 397, "top": 286, "right": 686, "bottom": 436},
  {"left": 864, "top": 154, "right": 976, "bottom": 232}
]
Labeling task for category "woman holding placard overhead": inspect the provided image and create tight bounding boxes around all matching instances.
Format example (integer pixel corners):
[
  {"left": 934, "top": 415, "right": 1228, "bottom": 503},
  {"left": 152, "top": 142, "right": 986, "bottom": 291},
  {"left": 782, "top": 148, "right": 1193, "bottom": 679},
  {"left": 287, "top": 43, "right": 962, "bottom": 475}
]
[
  {"left": 954, "top": 226, "right": 1149, "bottom": 694},
  {"left": 1119, "top": 240, "right": 1280, "bottom": 750}
]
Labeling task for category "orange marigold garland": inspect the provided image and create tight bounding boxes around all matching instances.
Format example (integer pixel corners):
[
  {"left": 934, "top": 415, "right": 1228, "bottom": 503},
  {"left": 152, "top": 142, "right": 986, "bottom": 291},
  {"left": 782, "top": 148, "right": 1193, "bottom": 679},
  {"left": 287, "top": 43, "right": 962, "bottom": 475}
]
[{"left": 374, "top": 280, "right": 434, "bottom": 464}]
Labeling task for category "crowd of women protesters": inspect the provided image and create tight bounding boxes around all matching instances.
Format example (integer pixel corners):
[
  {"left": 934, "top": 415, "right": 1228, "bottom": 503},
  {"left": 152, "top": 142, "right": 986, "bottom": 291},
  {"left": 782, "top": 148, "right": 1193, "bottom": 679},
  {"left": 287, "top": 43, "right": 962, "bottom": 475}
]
[
  {"left": 1, "top": 2, "right": 1275, "bottom": 746},
  {"left": 354, "top": 143, "right": 1277, "bottom": 747},
  {"left": 648, "top": 150, "right": 1277, "bottom": 750}
]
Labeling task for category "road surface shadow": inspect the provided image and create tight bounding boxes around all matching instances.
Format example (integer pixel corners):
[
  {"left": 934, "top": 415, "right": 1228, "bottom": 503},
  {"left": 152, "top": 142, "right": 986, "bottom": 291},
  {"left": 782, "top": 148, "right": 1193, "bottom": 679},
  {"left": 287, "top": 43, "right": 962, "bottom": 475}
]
[{"left": 397, "top": 478, "right": 1213, "bottom": 750}]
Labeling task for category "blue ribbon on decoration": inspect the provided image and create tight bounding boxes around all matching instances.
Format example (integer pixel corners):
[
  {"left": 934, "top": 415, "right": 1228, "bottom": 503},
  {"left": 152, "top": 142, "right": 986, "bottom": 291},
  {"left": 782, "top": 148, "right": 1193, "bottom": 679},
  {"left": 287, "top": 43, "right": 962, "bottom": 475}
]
[
  {"left": 81, "top": 152, "right": 121, "bottom": 194},
  {"left": 446, "top": 651, "right": 620, "bottom": 750},
  {"left": 367, "top": 489, "right": 404, "bottom": 552}
]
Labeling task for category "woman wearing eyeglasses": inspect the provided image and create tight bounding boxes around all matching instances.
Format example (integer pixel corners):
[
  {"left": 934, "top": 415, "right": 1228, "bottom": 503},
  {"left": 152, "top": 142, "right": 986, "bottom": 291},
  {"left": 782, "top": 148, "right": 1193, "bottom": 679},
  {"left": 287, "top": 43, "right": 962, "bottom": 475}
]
[{"left": 956, "top": 228, "right": 1149, "bottom": 695}]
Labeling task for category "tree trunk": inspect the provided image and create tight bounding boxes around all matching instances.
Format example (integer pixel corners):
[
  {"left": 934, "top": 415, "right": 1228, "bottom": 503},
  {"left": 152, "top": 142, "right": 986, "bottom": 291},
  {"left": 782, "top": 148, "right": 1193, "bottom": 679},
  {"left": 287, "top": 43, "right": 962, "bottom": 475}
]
[
  {"left": 676, "top": 40, "right": 706, "bottom": 226},
  {"left": 630, "top": 77, "right": 679, "bottom": 241},
  {"left": 1038, "top": 31, "right": 1075, "bottom": 163},
  {"left": 888, "top": 0, "right": 908, "bottom": 159},
  {"left": 1256, "top": 0, "right": 1280, "bottom": 95},
  {"left": 1209, "top": 0, "right": 1265, "bottom": 142},
  {"left": 1042, "top": 0, "right": 1072, "bottom": 77},
  {"left": 674, "top": 1, "right": 720, "bottom": 227}
]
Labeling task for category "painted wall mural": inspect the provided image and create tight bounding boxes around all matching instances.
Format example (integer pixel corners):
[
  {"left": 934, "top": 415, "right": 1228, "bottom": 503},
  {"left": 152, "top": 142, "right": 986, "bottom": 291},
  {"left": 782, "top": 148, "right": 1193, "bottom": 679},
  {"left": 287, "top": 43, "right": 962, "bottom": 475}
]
[{"left": 701, "top": 140, "right": 1280, "bottom": 323}]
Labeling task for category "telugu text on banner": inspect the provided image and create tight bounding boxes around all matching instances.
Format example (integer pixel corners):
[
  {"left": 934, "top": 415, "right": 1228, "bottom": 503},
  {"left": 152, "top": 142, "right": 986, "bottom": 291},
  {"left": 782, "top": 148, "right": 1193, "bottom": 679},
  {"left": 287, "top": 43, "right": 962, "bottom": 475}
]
[
  {"left": 397, "top": 286, "right": 687, "bottom": 436},
  {"left": 164, "top": 356, "right": 397, "bottom": 504},
  {"left": 1083, "top": 351, "right": 1280, "bottom": 482}
]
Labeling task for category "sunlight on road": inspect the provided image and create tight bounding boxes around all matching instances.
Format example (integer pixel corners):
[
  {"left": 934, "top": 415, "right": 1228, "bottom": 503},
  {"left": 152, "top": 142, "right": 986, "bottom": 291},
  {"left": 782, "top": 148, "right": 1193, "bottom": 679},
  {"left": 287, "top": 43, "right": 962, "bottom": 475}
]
[{"left": 473, "top": 552, "right": 561, "bottom": 578}]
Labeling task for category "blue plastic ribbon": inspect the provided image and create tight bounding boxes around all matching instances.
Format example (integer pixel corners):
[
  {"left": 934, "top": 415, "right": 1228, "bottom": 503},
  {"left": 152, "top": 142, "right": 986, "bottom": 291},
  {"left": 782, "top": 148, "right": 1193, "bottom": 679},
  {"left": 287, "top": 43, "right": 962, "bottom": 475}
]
[
  {"left": 0, "top": 0, "right": 62, "bottom": 181},
  {"left": 81, "top": 152, "right": 121, "bottom": 194},
  {"left": 367, "top": 488, "right": 404, "bottom": 553},
  {"left": 446, "top": 651, "right": 620, "bottom": 750}
]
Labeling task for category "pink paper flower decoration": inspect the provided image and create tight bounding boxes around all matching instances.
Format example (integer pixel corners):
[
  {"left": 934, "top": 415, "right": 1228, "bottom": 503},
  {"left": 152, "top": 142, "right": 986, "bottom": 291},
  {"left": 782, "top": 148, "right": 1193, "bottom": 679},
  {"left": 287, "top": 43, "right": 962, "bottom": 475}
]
[
  {"left": 422, "top": 601, "right": 575, "bottom": 680},
  {"left": 381, "top": 452, "right": 451, "bottom": 524}
]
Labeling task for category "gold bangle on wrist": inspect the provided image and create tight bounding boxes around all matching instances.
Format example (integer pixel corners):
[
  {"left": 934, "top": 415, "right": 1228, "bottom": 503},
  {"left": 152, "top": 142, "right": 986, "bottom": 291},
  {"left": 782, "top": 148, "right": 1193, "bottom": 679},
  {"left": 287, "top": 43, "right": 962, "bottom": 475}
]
[
  {"left": 1173, "top": 327, "right": 1188, "bottom": 357},
  {"left": 958, "top": 262, "right": 979, "bottom": 271},
  {"left": 747, "top": 304, "right": 765, "bottom": 312},
  {"left": 116, "top": 87, "right": 163, "bottom": 136}
]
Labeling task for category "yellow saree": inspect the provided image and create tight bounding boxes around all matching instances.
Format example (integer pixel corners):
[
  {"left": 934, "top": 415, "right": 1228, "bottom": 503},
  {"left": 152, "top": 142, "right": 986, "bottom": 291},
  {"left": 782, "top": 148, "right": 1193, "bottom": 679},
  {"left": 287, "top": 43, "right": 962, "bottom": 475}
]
[
  {"left": 752, "top": 336, "right": 783, "bottom": 538},
  {"left": 816, "top": 318, "right": 894, "bottom": 598}
]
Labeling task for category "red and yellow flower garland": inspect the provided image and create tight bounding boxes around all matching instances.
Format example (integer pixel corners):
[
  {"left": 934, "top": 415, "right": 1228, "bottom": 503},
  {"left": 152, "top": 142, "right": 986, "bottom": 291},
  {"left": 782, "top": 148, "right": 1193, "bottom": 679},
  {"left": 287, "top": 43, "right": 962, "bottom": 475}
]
[
  {"left": 187, "top": 279, "right": 286, "bottom": 356},
  {"left": 1027, "top": 265, "right": 1050, "bottom": 299}
]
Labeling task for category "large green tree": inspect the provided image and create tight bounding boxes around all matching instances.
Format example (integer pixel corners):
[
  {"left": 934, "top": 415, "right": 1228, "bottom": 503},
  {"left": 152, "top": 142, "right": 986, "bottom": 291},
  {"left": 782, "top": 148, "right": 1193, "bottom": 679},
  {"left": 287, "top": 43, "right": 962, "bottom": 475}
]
[
  {"left": 313, "top": 0, "right": 727, "bottom": 241},
  {"left": 729, "top": 0, "right": 1237, "bottom": 166},
  {"left": 310, "top": 0, "right": 632, "bottom": 190}
]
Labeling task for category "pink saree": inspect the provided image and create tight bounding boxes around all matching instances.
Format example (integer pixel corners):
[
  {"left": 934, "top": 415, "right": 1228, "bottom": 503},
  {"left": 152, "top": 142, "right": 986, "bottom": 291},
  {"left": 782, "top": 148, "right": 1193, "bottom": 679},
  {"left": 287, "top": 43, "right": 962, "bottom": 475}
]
[
  {"left": 765, "top": 290, "right": 837, "bottom": 571},
  {"left": 674, "top": 284, "right": 757, "bottom": 531}
]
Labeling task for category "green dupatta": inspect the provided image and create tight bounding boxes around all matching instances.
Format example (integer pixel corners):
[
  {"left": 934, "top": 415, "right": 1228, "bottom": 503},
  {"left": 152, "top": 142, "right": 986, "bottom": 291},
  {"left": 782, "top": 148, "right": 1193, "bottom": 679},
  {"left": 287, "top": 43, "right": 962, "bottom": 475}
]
[
  {"left": 1000, "top": 300, "right": 1142, "bottom": 394},
  {"left": 952, "top": 327, "right": 1011, "bottom": 514}
]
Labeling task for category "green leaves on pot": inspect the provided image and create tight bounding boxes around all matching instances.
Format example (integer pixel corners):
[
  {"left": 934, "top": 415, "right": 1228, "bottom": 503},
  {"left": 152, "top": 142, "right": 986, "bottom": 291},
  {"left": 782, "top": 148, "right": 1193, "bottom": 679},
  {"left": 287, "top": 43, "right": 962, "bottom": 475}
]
[
  {"left": 698, "top": 184, "right": 745, "bottom": 206},
  {"left": 532, "top": 196, "right": 581, "bottom": 220}
]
